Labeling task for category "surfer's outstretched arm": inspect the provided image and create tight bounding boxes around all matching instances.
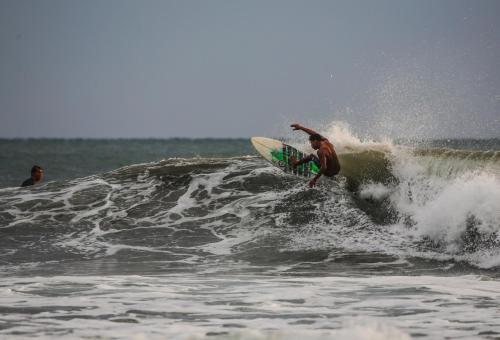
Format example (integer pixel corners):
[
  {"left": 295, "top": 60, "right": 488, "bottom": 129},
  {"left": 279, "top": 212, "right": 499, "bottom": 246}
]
[{"left": 290, "top": 124, "right": 322, "bottom": 138}]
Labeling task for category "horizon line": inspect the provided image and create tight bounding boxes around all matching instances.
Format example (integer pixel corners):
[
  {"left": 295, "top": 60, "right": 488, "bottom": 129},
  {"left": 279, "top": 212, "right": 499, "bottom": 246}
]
[{"left": 0, "top": 136, "right": 499, "bottom": 141}]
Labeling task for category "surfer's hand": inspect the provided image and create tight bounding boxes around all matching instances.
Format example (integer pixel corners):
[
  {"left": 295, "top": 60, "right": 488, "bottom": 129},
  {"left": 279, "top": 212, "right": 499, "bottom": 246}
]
[
  {"left": 289, "top": 156, "right": 299, "bottom": 166},
  {"left": 308, "top": 179, "right": 317, "bottom": 188},
  {"left": 291, "top": 124, "right": 302, "bottom": 131}
]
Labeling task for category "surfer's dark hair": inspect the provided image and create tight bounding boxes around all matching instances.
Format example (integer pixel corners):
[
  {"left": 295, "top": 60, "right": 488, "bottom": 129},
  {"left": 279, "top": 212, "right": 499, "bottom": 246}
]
[{"left": 309, "top": 134, "right": 322, "bottom": 142}]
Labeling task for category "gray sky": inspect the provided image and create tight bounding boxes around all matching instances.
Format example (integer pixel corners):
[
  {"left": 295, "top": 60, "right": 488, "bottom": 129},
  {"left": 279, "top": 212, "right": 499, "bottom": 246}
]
[{"left": 1, "top": 0, "right": 499, "bottom": 138}]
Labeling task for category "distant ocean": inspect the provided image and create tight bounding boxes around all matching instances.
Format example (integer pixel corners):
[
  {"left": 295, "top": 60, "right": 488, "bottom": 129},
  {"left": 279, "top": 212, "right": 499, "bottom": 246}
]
[{"left": 1, "top": 129, "right": 499, "bottom": 339}]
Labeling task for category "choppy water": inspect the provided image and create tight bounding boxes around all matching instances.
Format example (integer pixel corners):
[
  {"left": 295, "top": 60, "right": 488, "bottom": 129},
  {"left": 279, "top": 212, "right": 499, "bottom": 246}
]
[{"left": 1, "top": 127, "right": 499, "bottom": 339}]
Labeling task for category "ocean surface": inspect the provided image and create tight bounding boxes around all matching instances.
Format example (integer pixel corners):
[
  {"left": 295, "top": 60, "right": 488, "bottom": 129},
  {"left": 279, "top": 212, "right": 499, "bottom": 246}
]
[{"left": 1, "top": 127, "right": 500, "bottom": 339}]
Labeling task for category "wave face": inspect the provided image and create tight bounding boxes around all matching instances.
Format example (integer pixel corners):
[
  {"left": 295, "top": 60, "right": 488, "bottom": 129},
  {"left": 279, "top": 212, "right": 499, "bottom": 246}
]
[
  {"left": 1, "top": 132, "right": 499, "bottom": 275},
  {"left": 1, "top": 156, "right": 354, "bottom": 275}
]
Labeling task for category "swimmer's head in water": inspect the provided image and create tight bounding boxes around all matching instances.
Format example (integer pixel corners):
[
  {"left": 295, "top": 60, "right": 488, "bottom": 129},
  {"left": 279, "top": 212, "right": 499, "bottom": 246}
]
[{"left": 31, "top": 165, "right": 44, "bottom": 182}]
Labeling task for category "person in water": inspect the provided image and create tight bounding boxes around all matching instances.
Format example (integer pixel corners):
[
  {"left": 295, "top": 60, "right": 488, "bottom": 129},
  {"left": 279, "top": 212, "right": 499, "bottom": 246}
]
[
  {"left": 21, "top": 165, "right": 44, "bottom": 187},
  {"left": 289, "top": 124, "right": 340, "bottom": 188}
]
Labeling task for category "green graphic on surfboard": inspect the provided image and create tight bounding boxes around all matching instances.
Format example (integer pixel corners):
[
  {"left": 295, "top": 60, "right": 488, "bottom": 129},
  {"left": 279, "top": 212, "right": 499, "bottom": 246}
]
[{"left": 251, "top": 137, "right": 320, "bottom": 178}]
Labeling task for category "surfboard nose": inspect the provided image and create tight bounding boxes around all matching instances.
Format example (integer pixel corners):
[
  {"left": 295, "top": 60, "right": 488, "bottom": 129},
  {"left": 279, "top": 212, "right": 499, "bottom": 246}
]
[{"left": 250, "top": 137, "right": 266, "bottom": 148}]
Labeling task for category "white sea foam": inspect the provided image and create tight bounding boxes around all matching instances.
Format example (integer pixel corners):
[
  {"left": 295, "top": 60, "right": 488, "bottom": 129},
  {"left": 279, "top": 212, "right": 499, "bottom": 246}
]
[
  {"left": 0, "top": 274, "right": 498, "bottom": 339},
  {"left": 359, "top": 182, "right": 393, "bottom": 200}
]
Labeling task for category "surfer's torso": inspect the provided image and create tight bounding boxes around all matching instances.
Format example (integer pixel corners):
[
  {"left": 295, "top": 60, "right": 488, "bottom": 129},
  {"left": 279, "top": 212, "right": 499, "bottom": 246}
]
[{"left": 317, "top": 140, "right": 340, "bottom": 177}]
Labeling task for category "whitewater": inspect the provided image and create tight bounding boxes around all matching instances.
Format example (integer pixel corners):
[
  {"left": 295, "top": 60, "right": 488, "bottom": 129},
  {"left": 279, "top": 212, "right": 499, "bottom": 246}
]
[{"left": 0, "top": 124, "right": 499, "bottom": 339}]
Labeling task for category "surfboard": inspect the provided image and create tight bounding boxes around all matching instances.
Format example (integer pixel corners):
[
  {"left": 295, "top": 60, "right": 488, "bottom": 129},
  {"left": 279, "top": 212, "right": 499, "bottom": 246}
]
[{"left": 250, "top": 137, "right": 320, "bottom": 178}]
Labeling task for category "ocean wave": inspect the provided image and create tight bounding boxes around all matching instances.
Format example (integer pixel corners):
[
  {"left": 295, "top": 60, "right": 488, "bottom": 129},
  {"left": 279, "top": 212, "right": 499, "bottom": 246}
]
[{"left": 0, "top": 128, "right": 499, "bottom": 272}]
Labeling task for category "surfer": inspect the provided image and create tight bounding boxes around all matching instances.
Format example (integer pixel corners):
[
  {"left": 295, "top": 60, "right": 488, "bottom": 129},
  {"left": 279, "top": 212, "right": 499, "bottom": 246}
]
[
  {"left": 289, "top": 124, "right": 340, "bottom": 187},
  {"left": 21, "top": 165, "right": 44, "bottom": 187}
]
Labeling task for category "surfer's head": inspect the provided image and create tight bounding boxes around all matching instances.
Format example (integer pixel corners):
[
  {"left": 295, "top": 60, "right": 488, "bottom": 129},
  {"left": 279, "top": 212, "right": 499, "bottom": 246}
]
[{"left": 309, "top": 134, "right": 322, "bottom": 150}]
